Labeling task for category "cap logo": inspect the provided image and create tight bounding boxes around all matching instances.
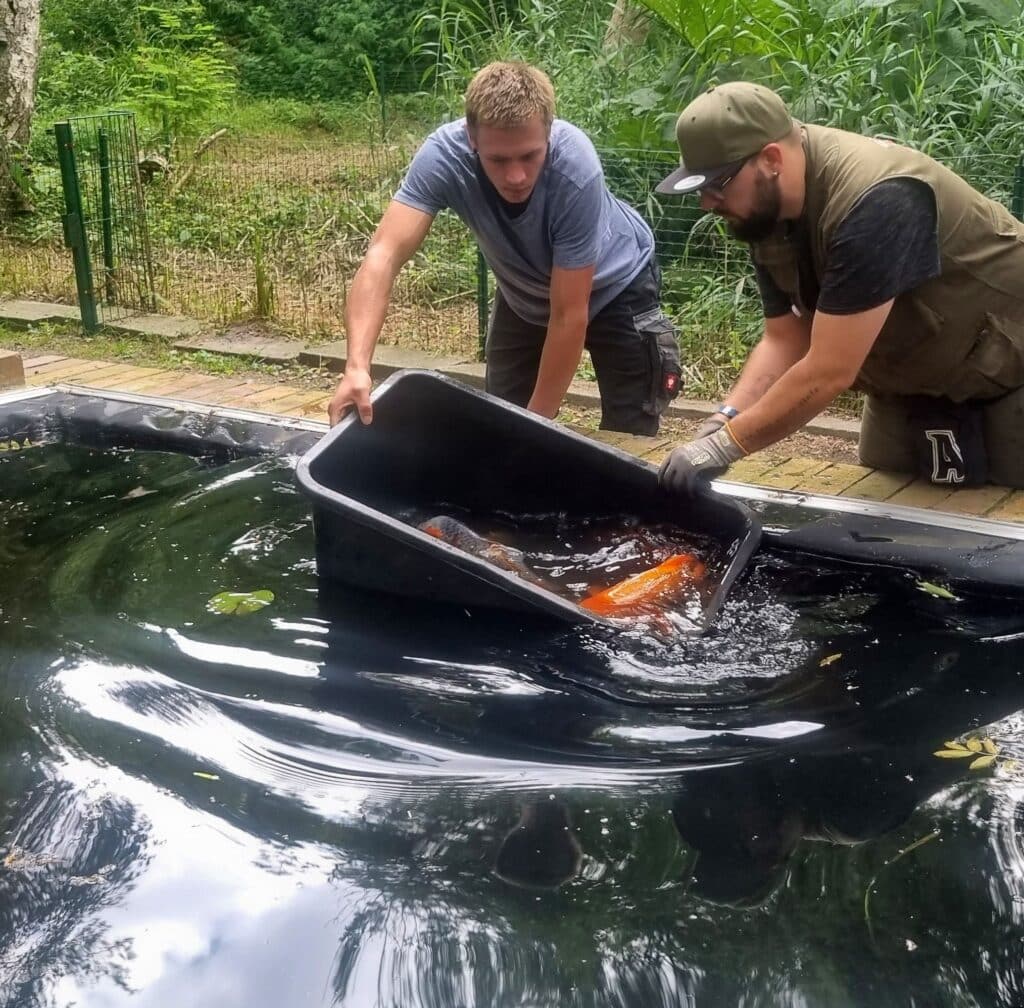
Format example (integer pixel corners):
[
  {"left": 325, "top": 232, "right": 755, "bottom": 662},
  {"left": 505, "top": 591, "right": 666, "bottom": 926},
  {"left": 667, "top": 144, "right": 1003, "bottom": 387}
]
[{"left": 675, "top": 174, "right": 704, "bottom": 191}]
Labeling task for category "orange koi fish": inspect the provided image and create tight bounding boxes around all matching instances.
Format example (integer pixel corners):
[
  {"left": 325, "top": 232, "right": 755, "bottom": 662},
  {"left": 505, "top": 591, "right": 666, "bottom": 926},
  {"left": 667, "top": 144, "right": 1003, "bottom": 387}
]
[
  {"left": 580, "top": 553, "right": 705, "bottom": 617},
  {"left": 419, "top": 515, "right": 540, "bottom": 582}
]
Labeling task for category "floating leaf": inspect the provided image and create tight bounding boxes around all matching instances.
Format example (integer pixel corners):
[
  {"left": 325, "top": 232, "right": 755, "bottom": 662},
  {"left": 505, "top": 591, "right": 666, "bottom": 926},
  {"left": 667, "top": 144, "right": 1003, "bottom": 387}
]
[
  {"left": 983, "top": 738, "right": 999, "bottom": 755},
  {"left": 121, "top": 485, "right": 157, "bottom": 500},
  {"left": 966, "top": 738, "right": 983, "bottom": 752},
  {"left": 1003, "top": 760, "right": 1018, "bottom": 772},
  {"left": 70, "top": 873, "right": 107, "bottom": 886},
  {"left": 934, "top": 748, "right": 977, "bottom": 759},
  {"left": 916, "top": 581, "right": 957, "bottom": 600},
  {"left": 969, "top": 754, "right": 997, "bottom": 771},
  {"left": 943, "top": 740, "right": 969, "bottom": 751},
  {"left": 819, "top": 653, "right": 842, "bottom": 667},
  {"left": 207, "top": 589, "right": 275, "bottom": 615},
  {"left": 193, "top": 771, "right": 220, "bottom": 781},
  {"left": 3, "top": 847, "right": 59, "bottom": 870}
]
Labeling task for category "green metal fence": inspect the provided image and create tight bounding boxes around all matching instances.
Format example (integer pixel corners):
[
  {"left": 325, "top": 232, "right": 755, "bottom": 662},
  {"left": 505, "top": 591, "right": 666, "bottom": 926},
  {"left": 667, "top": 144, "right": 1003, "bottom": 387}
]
[
  {"left": 128, "top": 129, "right": 481, "bottom": 357},
  {"left": 54, "top": 112, "right": 157, "bottom": 331}
]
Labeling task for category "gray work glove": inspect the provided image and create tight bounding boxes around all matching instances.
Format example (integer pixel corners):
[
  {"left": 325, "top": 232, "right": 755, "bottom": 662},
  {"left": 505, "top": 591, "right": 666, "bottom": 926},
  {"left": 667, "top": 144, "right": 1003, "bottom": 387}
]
[
  {"left": 694, "top": 414, "right": 726, "bottom": 440},
  {"left": 659, "top": 427, "right": 746, "bottom": 496}
]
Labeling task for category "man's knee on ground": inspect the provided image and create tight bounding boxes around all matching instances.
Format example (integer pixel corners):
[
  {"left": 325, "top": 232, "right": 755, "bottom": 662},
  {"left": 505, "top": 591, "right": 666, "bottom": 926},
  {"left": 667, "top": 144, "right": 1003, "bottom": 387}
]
[{"left": 858, "top": 394, "right": 917, "bottom": 473}]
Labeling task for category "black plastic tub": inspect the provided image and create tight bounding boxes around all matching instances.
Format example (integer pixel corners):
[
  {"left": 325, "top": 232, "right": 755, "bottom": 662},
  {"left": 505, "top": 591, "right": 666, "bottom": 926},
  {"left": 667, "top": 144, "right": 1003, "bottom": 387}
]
[{"left": 295, "top": 370, "right": 761, "bottom": 630}]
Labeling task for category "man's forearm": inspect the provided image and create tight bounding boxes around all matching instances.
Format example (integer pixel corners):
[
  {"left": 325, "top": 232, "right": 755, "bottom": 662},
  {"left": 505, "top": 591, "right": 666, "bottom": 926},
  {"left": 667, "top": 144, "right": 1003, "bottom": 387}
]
[
  {"left": 722, "top": 325, "right": 809, "bottom": 411},
  {"left": 344, "top": 255, "right": 398, "bottom": 372},
  {"left": 730, "top": 357, "right": 847, "bottom": 452},
  {"left": 527, "top": 317, "right": 588, "bottom": 418}
]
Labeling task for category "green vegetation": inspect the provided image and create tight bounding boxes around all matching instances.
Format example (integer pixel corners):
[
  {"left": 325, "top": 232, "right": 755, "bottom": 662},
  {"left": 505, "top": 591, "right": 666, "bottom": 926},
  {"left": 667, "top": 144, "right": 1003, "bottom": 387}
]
[
  {"left": 202, "top": 0, "right": 429, "bottom": 101},
  {"left": 0, "top": 320, "right": 324, "bottom": 384},
  {"left": 37, "top": 0, "right": 235, "bottom": 149},
  {"left": 7, "top": 0, "right": 1024, "bottom": 401},
  {"left": 630, "top": 0, "right": 1024, "bottom": 180}
]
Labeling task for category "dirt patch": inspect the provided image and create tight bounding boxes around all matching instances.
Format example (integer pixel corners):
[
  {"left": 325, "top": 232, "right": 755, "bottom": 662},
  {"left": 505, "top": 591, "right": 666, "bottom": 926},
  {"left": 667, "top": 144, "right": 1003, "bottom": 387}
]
[
  {"left": 662, "top": 413, "right": 859, "bottom": 465},
  {"left": 219, "top": 319, "right": 295, "bottom": 342},
  {"left": 560, "top": 404, "right": 860, "bottom": 464}
]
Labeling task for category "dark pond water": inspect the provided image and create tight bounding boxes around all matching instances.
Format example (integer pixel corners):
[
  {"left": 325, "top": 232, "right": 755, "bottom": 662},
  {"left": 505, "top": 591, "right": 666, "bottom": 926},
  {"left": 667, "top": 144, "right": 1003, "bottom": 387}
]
[{"left": 4, "top": 442, "right": 1024, "bottom": 1008}]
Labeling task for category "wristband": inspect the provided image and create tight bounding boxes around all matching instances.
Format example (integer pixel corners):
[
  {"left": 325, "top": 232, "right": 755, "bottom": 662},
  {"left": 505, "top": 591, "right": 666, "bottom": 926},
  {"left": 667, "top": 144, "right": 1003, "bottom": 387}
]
[
  {"left": 723, "top": 419, "right": 750, "bottom": 456},
  {"left": 715, "top": 404, "right": 740, "bottom": 419}
]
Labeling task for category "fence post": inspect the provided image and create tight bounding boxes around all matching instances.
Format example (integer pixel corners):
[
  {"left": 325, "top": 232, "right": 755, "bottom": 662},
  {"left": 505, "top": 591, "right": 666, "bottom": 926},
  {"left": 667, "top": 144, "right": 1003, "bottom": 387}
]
[
  {"left": 54, "top": 121, "right": 99, "bottom": 332},
  {"left": 98, "top": 127, "right": 117, "bottom": 304},
  {"left": 1012, "top": 156, "right": 1024, "bottom": 221},
  {"left": 476, "top": 248, "right": 489, "bottom": 361}
]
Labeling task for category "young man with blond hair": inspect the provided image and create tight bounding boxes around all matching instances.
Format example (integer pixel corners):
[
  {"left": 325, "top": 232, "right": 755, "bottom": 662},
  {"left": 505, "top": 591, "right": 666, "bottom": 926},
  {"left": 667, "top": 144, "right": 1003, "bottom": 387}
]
[{"left": 328, "top": 61, "right": 680, "bottom": 434}]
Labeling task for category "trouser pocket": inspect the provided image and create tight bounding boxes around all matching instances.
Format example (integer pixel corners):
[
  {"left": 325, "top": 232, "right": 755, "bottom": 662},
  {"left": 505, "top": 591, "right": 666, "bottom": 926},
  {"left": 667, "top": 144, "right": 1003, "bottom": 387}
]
[{"left": 635, "top": 307, "right": 682, "bottom": 416}]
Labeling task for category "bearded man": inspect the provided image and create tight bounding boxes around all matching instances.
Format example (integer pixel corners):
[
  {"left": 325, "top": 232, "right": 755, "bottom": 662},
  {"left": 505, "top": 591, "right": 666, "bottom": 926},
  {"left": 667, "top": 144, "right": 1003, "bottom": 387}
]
[{"left": 656, "top": 82, "right": 1024, "bottom": 494}]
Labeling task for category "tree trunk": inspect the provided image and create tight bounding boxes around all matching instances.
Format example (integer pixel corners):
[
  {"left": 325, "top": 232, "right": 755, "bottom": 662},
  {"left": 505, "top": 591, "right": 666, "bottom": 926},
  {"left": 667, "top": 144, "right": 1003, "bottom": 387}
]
[
  {"left": 603, "top": 0, "right": 652, "bottom": 52},
  {"left": 0, "top": 0, "right": 43, "bottom": 218}
]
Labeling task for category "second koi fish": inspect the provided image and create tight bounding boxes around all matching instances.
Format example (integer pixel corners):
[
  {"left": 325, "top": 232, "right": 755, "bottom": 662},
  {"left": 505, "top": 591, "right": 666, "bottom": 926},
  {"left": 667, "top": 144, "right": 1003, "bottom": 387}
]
[{"left": 419, "top": 515, "right": 547, "bottom": 586}]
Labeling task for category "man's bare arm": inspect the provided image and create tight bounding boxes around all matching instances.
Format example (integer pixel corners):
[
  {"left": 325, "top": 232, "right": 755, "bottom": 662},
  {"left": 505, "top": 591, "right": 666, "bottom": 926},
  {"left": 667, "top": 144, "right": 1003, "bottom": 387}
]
[
  {"left": 526, "top": 263, "right": 595, "bottom": 419},
  {"left": 721, "top": 310, "right": 813, "bottom": 411},
  {"left": 328, "top": 201, "right": 434, "bottom": 425},
  {"left": 730, "top": 300, "right": 894, "bottom": 452}
]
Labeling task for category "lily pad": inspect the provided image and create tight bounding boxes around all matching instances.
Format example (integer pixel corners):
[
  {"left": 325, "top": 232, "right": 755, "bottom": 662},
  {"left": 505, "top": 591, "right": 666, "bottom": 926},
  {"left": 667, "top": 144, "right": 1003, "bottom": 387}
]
[
  {"left": 207, "top": 589, "right": 275, "bottom": 615},
  {"left": 915, "top": 580, "right": 958, "bottom": 600}
]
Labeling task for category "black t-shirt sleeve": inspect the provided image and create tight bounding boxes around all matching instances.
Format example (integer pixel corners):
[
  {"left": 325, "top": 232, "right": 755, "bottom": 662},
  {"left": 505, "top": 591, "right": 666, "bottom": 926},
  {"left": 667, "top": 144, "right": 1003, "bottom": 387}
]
[
  {"left": 817, "top": 177, "right": 941, "bottom": 315},
  {"left": 752, "top": 256, "right": 793, "bottom": 318}
]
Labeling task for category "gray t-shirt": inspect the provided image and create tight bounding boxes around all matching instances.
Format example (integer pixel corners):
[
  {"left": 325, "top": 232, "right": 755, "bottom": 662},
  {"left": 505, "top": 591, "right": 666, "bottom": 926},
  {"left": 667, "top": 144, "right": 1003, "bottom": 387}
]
[{"left": 394, "top": 118, "right": 654, "bottom": 326}]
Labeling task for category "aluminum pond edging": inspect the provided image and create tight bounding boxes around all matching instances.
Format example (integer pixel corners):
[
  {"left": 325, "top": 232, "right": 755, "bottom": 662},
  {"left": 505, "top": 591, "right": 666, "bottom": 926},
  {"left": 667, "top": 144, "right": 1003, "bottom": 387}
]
[{"left": 714, "top": 480, "right": 1024, "bottom": 542}]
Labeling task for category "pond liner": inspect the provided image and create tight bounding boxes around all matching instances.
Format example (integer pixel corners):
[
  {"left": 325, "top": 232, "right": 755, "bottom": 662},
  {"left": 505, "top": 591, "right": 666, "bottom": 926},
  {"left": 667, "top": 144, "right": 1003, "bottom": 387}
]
[
  {"left": 0, "top": 387, "right": 320, "bottom": 459},
  {"left": 761, "top": 507, "right": 1024, "bottom": 594},
  {"left": 294, "top": 369, "right": 761, "bottom": 631}
]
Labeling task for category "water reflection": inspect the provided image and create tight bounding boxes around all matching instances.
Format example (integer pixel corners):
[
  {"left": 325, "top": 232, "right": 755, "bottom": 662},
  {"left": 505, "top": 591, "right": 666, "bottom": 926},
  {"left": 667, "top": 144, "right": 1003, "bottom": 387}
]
[{"left": 5, "top": 443, "right": 1024, "bottom": 1006}]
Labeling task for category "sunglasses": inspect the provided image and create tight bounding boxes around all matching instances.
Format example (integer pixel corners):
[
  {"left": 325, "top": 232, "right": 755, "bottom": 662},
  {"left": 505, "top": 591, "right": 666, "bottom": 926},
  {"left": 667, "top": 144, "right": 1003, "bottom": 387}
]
[{"left": 698, "top": 154, "right": 756, "bottom": 198}]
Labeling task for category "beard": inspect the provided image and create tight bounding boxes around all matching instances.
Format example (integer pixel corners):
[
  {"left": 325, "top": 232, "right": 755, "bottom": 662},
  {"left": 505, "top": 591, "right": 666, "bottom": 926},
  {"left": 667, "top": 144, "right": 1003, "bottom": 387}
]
[{"left": 727, "top": 171, "right": 782, "bottom": 243}]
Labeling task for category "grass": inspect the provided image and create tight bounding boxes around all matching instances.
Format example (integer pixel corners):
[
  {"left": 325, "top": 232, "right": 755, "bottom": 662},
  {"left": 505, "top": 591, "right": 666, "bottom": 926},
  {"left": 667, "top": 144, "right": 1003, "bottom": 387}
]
[
  {"left": 0, "top": 320, "right": 334, "bottom": 388},
  {"left": 210, "top": 95, "right": 445, "bottom": 144},
  {"left": 5, "top": 114, "right": 485, "bottom": 359}
]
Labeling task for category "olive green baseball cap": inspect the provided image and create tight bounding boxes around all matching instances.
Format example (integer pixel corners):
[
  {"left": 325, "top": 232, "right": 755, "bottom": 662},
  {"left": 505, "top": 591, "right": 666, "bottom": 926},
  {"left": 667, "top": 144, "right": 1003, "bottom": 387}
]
[{"left": 656, "top": 82, "right": 794, "bottom": 196}]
